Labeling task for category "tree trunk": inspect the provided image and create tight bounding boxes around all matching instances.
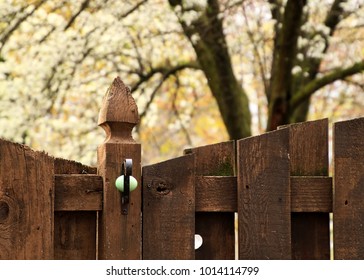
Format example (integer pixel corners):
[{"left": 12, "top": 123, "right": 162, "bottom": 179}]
[
  {"left": 267, "top": 0, "right": 307, "bottom": 131},
  {"left": 169, "top": 0, "right": 251, "bottom": 140}
]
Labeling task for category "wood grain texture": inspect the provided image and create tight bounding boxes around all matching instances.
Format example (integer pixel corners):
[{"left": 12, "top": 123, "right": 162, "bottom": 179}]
[
  {"left": 185, "top": 141, "right": 235, "bottom": 176},
  {"left": 97, "top": 143, "right": 141, "bottom": 260},
  {"left": 291, "top": 176, "right": 332, "bottom": 212},
  {"left": 54, "top": 158, "right": 97, "bottom": 174},
  {"left": 54, "top": 159, "right": 98, "bottom": 260},
  {"left": 288, "top": 119, "right": 330, "bottom": 260},
  {"left": 54, "top": 175, "right": 103, "bottom": 211},
  {"left": 98, "top": 76, "right": 139, "bottom": 129},
  {"left": 54, "top": 212, "right": 96, "bottom": 259},
  {"left": 333, "top": 117, "right": 364, "bottom": 259},
  {"left": 195, "top": 176, "right": 332, "bottom": 213},
  {"left": 143, "top": 155, "right": 195, "bottom": 260},
  {"left": 97, "top": 77, "right": 142, "bottom": 260},
  {"left": 186, "top": 141, "right": 235, "bottom": 260},
  {"left": 288, "top": 119, "right": 329, "bottom": 176},
  {"left": 0, "top": 139, "right": 54, "bottom": 259},
  {"left": 195, "top": 176, "right": 237, "bottom": 212},
  {"left": 237, "top": 129, "right": 291, "bottom": 259}
]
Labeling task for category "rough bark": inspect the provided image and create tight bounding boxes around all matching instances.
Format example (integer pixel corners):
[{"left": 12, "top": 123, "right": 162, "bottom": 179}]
[
  {"left": 169, "top": 0, "right": 251, "bottom": 140},
  {"left": 266, "top": 0, "right": 307, "bottom": 131}
]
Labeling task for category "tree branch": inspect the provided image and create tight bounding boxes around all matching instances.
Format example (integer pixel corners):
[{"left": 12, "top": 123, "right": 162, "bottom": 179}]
[
  {"left": 63, "top": 0, "right": 147, "bottom": 30},
  {"left": 324, "top": 0, "right": 346, "bottom": 35},
  {"left": 300, "top": 0, "right": 347, "bottom": 80},
  {"left": 120, "top": 0, "right": 148, "bottom": 19},
  {"left": 290, "top": 60, "right": 364, "bottom": 110},
  {"left": 0, "top": 0, "right": 47, "bottom": 52},
  {"left": 344, "top": 78, "right": 364, "bottom": 91},
  {"left": 242, "top": 3, "right": 269, "bottom": 95},
  {"left": 64, "top": 0, "right": 90, "bottom": 31},
  {"left": 171, "top": 75, "right": 193, "bottom": 146},
  {"left": 268, "top": 0, "right": 283, "bottom": 21},
  {"left": 130, "top": 61, "right": 200, "bottom": 92},
  {"left": 133, "top": 61, "right": 199, "bottom": 131}
]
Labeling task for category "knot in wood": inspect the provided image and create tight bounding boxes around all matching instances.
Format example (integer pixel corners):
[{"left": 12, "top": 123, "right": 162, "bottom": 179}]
[
  {"left": 156, "top": 182, "right": 170, "bottom": 195},
  {"left": 0, "top": 201, "right": 10, "bottom": 223},
  {"left": 148, "top": 179, "right": 171, "bottom": 196},
  {"left": 0, "top": 194, "right": 20, "bottom": 226}
]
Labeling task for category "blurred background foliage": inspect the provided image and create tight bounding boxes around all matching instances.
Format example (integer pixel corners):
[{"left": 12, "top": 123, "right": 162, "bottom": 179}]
[{"left": 0, "top": 0, "right": 363, "bottom": 166}]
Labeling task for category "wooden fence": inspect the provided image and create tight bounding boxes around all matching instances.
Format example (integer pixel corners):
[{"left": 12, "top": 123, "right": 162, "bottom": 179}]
[{"left": 0, "top": 77, "right": 363, "bottom": 260}]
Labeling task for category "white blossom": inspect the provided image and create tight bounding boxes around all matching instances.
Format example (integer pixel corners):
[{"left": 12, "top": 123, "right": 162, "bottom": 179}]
[
  {"left": 296, "top": 53, "right": 304, "bottom": 61},
  {"left": 234, "top": 14, "right": 244, "bottom": 27},
  {"left": 298, "top": 37, "right": 309, "bottom": 48},
  {"left": 183, "top": 0, "right": 207, "bottom": 10},
  {"left": 191, "top": 33, "right": 200, "bottom": 44},
  {"left": 47, "top": 13, "right": 65, "bottom": 26},
  {"left": 291, "top": 65, "right": 302, "bottom": 75},
  {"left": 181, "top": 10, "right": 200, "bottom": 26},
  {"left": 174, "top": 5, "right": 182, "bottom": 13},
  {"left": 315, "top": 24, "right": 330, "bottom": 36}
]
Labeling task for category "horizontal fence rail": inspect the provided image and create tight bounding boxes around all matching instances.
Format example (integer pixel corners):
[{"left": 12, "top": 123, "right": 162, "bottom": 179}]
[{"left": 194, "top": 176, "right": 333, "bottom": 213}]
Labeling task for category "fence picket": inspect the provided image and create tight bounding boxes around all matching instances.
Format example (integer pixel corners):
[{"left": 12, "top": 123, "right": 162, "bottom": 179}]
[
  {"left": 53, "top": 158, "right": 98, "bottom": 260},
  {"left": 0, "top": 139, "right": 54, "bottom": 259},
  {"left": 142, "top": 154, "right": 195, "bottom": 260},
  {"left": 288, "top": 119, "right": 330, "bottom": 259},
  {"left": 334, "top": 117, "right": 364, "bottom": 259},
  {"left": 237, "top": 129, "right": 291, "bottom": 259},
  {"left": 186, "top": 141, "right": 236, "bottom": 260}
]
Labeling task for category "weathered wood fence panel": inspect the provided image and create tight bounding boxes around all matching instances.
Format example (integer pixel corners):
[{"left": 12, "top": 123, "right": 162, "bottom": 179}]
[
  {"left": 186, "top": 141, "right": 236, "bottom": 260},
  {"left": 288, "top": 119, "right": 330, "bottom": 259},
  {"left": 237, "top": 129, "right": 291, "bottom": 259},
  {"left": 54, "top": 211, "right": 97, "bottom": 259},
  {"left": 54, "top": 175, "right": 103, "bottom": 211},
  {"left": 142, "top": 155, "right": 195, "bottom": 259},
  {"left": 334, "top": 118, "right": 364, "bottom": 259},
  {"left": 1, "top": 77, "right": 364, "bottom": 260},
  {"left": 0, "top": 139, "right": 54, "bottom": 259},
  {"left": 53, "top": 158, "right": 99, "bottom": 260}
]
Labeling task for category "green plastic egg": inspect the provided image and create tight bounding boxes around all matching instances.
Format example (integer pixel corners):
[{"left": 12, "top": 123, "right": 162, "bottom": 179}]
[{"left": 115, "top": 175, "right": 138, "bottom": 192}]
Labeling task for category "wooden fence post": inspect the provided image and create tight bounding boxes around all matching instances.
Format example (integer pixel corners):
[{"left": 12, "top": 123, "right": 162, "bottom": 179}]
[
  {"left": 237, "top": 129, "right": 291, "bottom": 259},
  {"left": 97, "top": 77, "right": 142, "bottom": 259}
]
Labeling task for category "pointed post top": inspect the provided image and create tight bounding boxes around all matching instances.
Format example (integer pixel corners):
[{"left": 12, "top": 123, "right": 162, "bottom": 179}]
[
  {"left": 98, "top": 77, "right": 139, "bottom": 143},
  {"left": 98, "top": 77, "right": 139, "bottom": 125}
]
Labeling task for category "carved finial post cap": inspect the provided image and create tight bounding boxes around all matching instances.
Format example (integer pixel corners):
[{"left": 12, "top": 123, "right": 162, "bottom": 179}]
[{"left": 98, "top": 77, "right": 139, "bottom": 126}]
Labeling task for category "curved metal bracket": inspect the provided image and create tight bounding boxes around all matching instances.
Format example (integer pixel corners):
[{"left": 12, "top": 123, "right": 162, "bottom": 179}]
[{"left": 121, "top": 159, "right": 133, "bottom": 215}]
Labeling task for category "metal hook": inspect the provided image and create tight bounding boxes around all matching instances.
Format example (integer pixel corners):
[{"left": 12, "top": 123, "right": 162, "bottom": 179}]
[{"left": 121, "top": 159, "right": 132, "bottom": 215}]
